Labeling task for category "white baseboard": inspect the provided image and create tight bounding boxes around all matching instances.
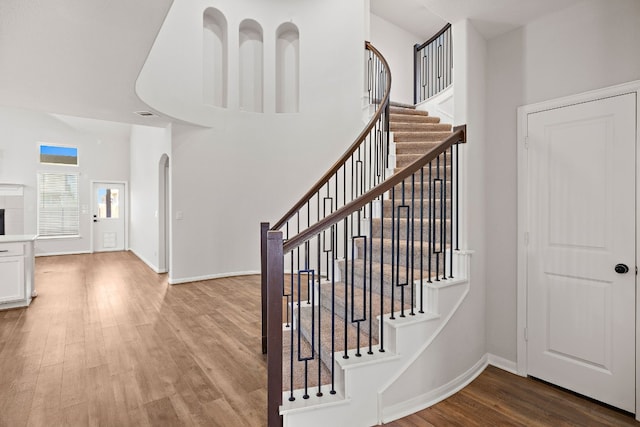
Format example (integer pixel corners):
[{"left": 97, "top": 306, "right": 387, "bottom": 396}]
[
  {"left": 381, "top": 354, "right": 488, "bottom": 423},
  {"left": 169, "top": 270, "right": 260, "bottom": 285},
  {"left": 487, "top": 353, "right": 518, "bottom": 375},
  {"left": 35, "top": 250, "right": 92, "bottom": 257},
  {"left": 128, "top": 249, "right": 161, "bottom": 273}
]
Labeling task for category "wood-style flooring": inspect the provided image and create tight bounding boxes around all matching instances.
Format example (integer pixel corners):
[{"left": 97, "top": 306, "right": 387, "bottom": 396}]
[{"left": 0, "top": 251, "right": 636, "bottom": 426}]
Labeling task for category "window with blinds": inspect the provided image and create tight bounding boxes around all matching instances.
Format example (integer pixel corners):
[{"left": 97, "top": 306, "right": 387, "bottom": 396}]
[{"left": 37, "top": 172, "right": 79, "bottom": 237}]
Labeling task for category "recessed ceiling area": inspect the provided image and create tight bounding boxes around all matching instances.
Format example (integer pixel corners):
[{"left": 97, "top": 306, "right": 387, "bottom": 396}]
[{"left": 371, "top": 0, "right": 585, "bottom": 40}]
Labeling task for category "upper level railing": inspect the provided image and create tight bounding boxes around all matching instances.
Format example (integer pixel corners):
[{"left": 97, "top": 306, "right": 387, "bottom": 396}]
[{"left": 414, "top": 23, "right": 452, "bottom": 104}]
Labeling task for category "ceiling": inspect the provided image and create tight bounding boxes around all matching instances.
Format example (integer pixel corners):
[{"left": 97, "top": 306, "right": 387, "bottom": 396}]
[
  {"left": 0, "top": 0, "right": 173, "bottom": 126},
  {"left": 0, "top": 0, "right": 584, "bottom": 128},
  {"left": 371, "top": 0, "right": 584, "bottom": 40}
]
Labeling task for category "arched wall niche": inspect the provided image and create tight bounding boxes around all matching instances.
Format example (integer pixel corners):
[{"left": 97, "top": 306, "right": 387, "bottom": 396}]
[
  {"left": 276, "top": 22, "right": 300, "bottom": 113},
  {"left": 203, "top": 8, "right": 228, "bottom": 108},
  {"left": 239, "top": 19, "right": 264, "bottom": 113}
]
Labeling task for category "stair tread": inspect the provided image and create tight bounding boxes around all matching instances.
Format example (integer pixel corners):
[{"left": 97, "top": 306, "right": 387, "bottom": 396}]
[{"left": 298, "top": 303, "right": 378, "bottom": 360}]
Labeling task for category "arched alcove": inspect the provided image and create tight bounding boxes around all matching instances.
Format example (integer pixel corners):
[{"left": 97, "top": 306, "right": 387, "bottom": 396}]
[
  {"left": 276, "top": 23, "right": 300, "bottom": 113},
  {"left": 239, "top": 19, "right": 264, "bottom": 112},
  {"left": 203, "top": 8, "right": 228, "bottom": 107}
]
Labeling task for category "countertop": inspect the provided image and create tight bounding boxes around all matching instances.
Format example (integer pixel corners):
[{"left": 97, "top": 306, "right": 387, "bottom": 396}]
[{"left": 0, "top": 235, "right": 37, "bottom": 243}]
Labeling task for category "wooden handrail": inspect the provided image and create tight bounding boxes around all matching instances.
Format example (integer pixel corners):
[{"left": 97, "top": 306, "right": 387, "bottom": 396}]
[
  {"left": 414, "top": 23, "right": 452, "bottom": 52},
  {"left": 271, "top": 41, "right": 392, "bottom": 231},
  {"left": 283, "top": 125, "right": 466, "bottom": 253}
]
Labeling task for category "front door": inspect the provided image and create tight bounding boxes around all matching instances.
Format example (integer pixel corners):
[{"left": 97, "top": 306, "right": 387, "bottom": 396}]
[
  {"left": 526, "top": 93, "right": 636, "bottom": 412},
  {"left": 92, "top": 182, "right": 126, "bottom": 252}
]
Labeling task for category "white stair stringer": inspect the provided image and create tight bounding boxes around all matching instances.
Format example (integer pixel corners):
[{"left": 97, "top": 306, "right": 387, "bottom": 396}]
[{"left": 280, "top": 251, "right": 472, "bottom": 427}]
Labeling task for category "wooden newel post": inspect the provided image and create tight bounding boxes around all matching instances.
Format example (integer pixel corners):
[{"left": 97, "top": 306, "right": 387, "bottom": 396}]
[
  {"left": 266, "top": 230, "right": 283, "bottom": 427},
  {"left": 260, "top": 222, "right": 269, "bottom": 355}
]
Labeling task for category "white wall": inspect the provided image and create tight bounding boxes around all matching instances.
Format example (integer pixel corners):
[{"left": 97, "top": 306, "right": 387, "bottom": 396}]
[
  {"left": 369, "top": 13, "right": 423, "bottom": 105},
  {"left": 129, "top": 124, "right": 172, "bottom": 272},
  {"left": 142, "top": 0, "right": 367, "bottom": 283},
  {"left": 485, "top": 0, "right": 640, "bottom": 362},
  {"left": 0, "top": 106, "right": 130, "bottom": 255}
]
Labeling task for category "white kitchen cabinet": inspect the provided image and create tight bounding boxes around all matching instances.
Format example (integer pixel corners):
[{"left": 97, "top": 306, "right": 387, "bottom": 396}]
[{"left": 0, "top": 235, "right": 35, "bottom": 310}]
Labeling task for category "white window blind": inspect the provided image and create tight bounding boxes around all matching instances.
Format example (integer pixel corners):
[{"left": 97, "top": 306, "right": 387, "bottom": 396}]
[{"left": 37, "top": 172, "right": 79, "bottom": 237}]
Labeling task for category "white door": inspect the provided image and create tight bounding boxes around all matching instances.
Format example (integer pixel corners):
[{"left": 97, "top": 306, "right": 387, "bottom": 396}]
[
  {"left": 92, "top": 182, "right": 126, "bottom": 252},
  {"left": 527, "top": 93, "right": 636, "bottom": 412}
]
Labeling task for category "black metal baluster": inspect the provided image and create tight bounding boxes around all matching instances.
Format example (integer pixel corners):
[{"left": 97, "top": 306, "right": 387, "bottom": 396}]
[
  {"left": 449, "top": 146, "right": 454, "bottom": 278},
  {"left": 379, "top": 196, "right": 385, "bottom": 352},
  {"left": 428, "top": 163, "right": 433, "bottom": 283},
  {"left": 368, "top": 201, "right": 374, "bottom": 354},
  {"left": 442, "top": 151, "right": 447, "bottom": 280},
  {"left": 410, "top": 174, "right": 415, "bottom": 316},
  {"left": 390, "top": 187, "right": 395, "bottom": 320},
  {"left": 330, "top": 225, "right": 336, "bottom": 395},
  {"left": 419, "top": 167, "right": 425, "bottom": 313},
  {"left": 455, "top": 142, "right": 459, "bottom": 251}
]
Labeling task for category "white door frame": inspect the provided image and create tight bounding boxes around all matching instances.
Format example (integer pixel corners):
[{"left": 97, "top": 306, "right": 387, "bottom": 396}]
[
  {"left": 517, "top": 80, "right": 640, "bottom": 417},
  {"left": 90, "top": 180, "right": 129, "bottom": 253}
]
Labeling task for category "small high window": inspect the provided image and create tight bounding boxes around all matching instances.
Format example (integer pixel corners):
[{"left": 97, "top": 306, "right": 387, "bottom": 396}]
[{"left": 39, "top": 145, "right": 78, "bottom": 166}]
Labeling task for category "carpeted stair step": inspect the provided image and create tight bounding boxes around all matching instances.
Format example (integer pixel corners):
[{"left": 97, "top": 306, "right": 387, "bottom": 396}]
[
  {"left": 283, "top": 327, "right": 332, "bottom": 391},
  {"left": 393, "top": 141, "right": 442, "bottom": 155},
  {"left": 337, "top": 258, "right": 438, "bottom": 296},
  {"left": 389, "top": 101, "right": 417, "bottom": 109},
  {"left": 389, "top": 180, "right": 452, "bottom": 198},
  {"left": 389, "top": 106, "right": 428, "bottom": 116},
  {"left": 381, "top": 198, "right": 451, "bottom": 218},
  {"left": 372, "top": 218, "right": 451, "bottom": 242},
  {"left": 391, "top": 122, "right": 449, "bottom": 132},
  {"left": 316, "top": 277, "right": 415, "bottom": 337},
  {"left": 393, "top": 131, "right": 452, "bottom": 143},
  {"left": 297, "top": 303, "right": 378, "bottom": 365},
  {"left": 396, "top": 153, "right": 454, "bottom": 168},
  {"left": 355, "top": 238, "right": 452, "bottom": 270},
  {"left": 389, "top": 114, "right": 443, "bottom": 124}
]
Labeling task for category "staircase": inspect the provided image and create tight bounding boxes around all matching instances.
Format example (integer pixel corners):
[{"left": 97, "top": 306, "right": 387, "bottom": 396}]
[
  {"left": 287, "top": 106, "right": 454, "bottom": 389},
  {"left": 263, "top": 42, "right": 467, "bottom": 427}
]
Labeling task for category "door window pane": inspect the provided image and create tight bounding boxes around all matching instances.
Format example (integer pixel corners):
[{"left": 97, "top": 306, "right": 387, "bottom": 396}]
[{"left": 97, "top": 188, "right": 120, "bottom": 219}]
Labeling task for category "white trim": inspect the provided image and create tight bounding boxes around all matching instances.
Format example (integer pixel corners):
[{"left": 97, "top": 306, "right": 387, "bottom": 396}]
[
  {"left": 516, "top": 79, "right": 640, "bottom": 416},
  {"left": 168, "top": 270, "right": 260, "bottom": 285},
  {"left": 0, "top": 184, "right": 24, "bottom": 197},
  {"left": 129, "top": 249, "right": 160, "bottom": 273},
  {"left": 35, "top": 250, "right": 92, "bottom": 257},
  {"left": 90, "top": 180, "right": 129, "bottom": 253},
  {"left": 487, "top": 353, "right": 518, "bottom": 375},
  {"left": 381, "top": 354, "right": 487, "bottom": 423}
]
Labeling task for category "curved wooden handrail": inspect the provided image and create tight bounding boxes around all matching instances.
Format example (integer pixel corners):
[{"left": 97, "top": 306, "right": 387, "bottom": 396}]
[
  {"left": 283, "top": 125, "right": 466, "bottom": 253},
  {"left": 271, "top": 41, "right": 392, "bottom": 231},
  {"left": 415, "top": 23, "right": 451, "bottom": 51}
]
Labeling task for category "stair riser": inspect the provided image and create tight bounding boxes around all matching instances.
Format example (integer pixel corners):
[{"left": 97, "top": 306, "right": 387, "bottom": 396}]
[
  {"left": 393, "top": 132, "right": 452, "bottom": 142},
  {"left": 396, "top": 155, "right": 454, "bottom": 168},
  {"left": 389, "top": 182, "right": 453, "bottom": 199},
  {"left": 381, "top": 200, "right": 450, "bottom": 218},
  {"left": 391, "top": 123, "right": 450, "bottom": 132},
  {"left": 389, "top": 107, "right": 429, "bottom": 116},
  {"left": 355, "top": 240, "right": 452, "bottom": 272},
  {"left": 371, "top": 218, "right": 452, "bottom": 242},
  {"left": 390, "top": 114, "right": 442, "bottom": 124},
  {"left": 393, "top": 142, "right": 440, "bottom": 154}
]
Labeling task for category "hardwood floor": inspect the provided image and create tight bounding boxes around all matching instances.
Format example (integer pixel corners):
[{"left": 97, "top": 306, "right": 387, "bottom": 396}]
[
  {"left": 0, "top": 252, "right": 637, "bottom": 426},
  {"left": 0, "top": 252, "right": 266, "bottom": 426}
]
